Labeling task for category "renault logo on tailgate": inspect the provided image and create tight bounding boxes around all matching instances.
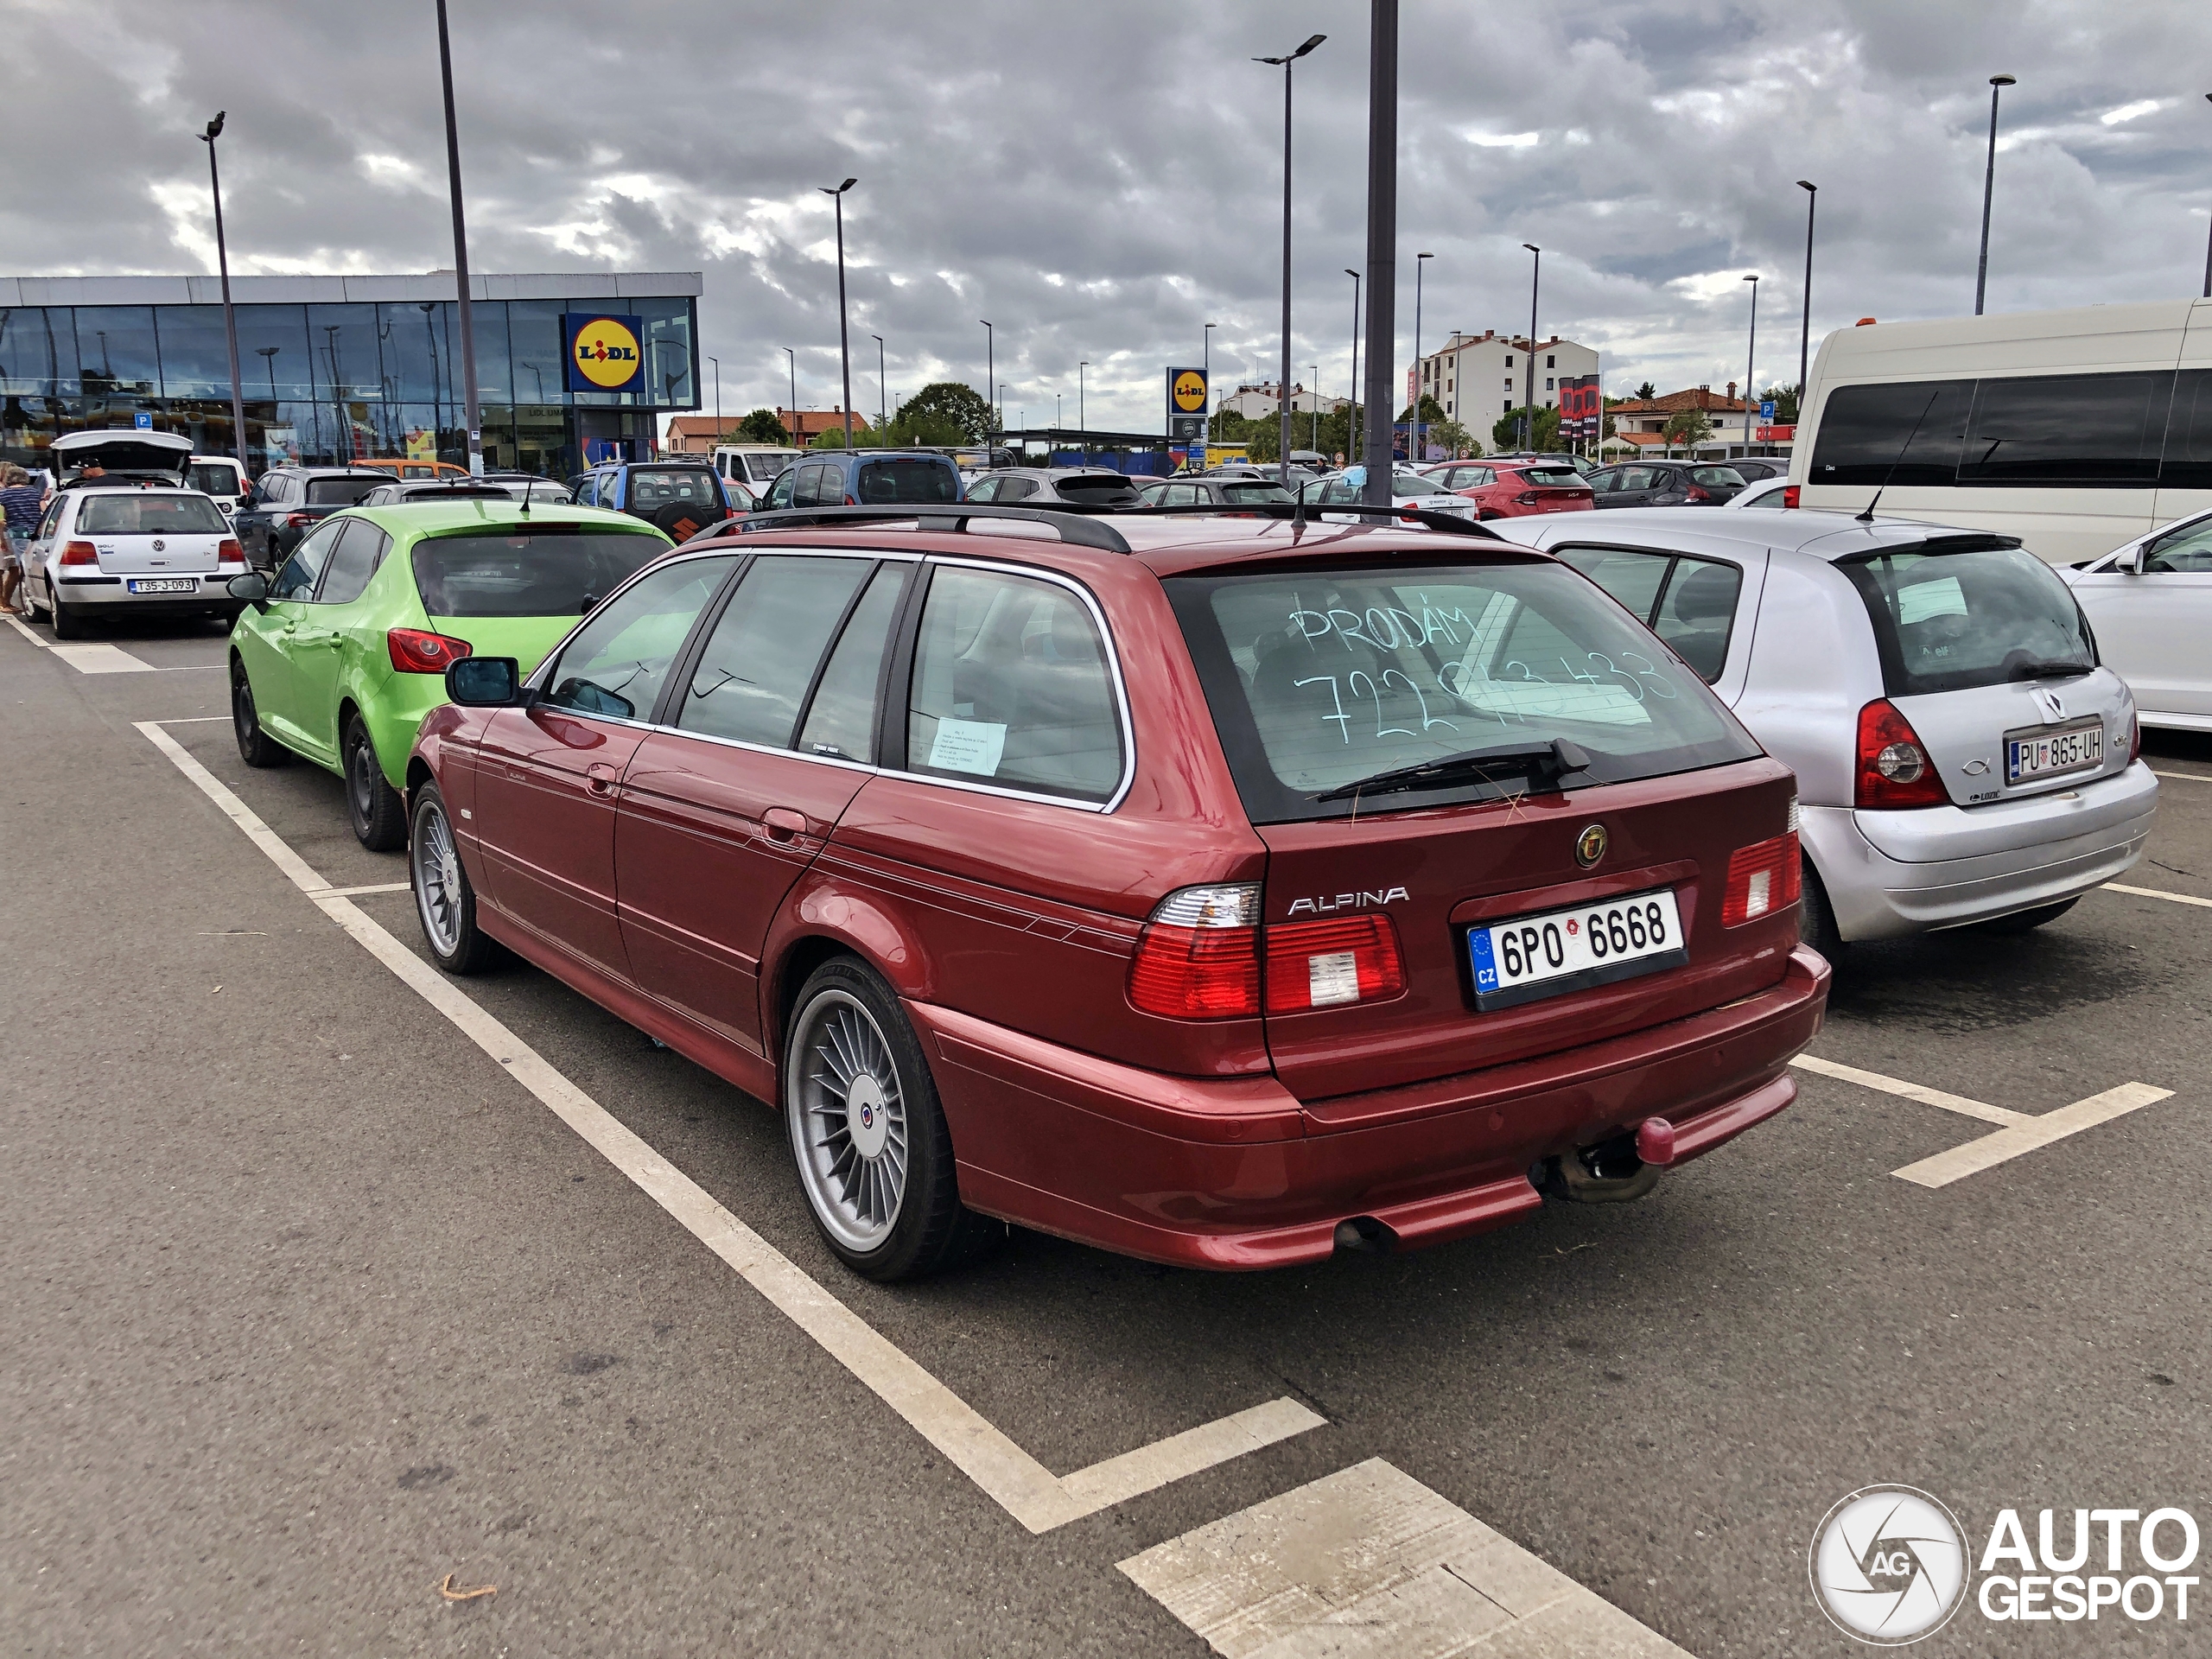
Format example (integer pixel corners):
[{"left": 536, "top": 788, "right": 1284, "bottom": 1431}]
[{"left": 1574, "top": 823, "right": 1608, "bottom": 868}]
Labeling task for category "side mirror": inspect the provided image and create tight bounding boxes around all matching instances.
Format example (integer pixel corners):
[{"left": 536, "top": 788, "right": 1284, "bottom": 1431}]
[
  {"left": 447, "top": 656, "right": 522, "bottom": 707},
  {"left": 226, "top": 571, "right": 270, "bottom": 609},
  {"left": 2127, "top": 545, "right": 2150, "bottom": 575}
]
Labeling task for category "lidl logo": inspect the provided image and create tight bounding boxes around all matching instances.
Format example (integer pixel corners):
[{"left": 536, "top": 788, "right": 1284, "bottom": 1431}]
[
  {"left": 1170, "top": 368, "right": 1207, "bottom": 413},
  {"left": 562, "top": 313, "right": 646, "bottom": 393}
]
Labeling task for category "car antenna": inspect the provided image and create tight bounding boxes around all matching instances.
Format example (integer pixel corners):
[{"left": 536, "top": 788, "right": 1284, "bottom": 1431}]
[
  {"left": 518, "top": 478, "right": 531, "bottom": 519},
  {"left": 1857, "top": 387, "right": 1942, "bottom": 524}
]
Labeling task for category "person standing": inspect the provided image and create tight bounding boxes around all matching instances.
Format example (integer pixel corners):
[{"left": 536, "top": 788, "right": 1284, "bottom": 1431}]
[{"left": 0, "top": 464, "right": 48, "bottom": 615}]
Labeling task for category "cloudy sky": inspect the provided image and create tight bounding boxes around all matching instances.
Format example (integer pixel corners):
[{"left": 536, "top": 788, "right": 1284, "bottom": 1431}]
[{"left": 10, "top": 0, "right": 2211, "bottom": 433}]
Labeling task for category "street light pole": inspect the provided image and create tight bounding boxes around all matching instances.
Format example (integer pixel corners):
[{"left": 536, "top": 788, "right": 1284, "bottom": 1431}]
[
  {"left": 1975, "top": 74, "right": 2016, "bottom": 316},
  {"left": 1521, "top": 244, "right": 1541, "bottom": 451},
  {"left": 980, "top": 320, "right": 993, "bottom": 431},
  {"left": 820, "top": 178, "right": 858, "bottom": 448},
  {"left": 1203, "top": 321, "right": 1216, "bottom": 449},
  {"left": 1311, "top": 364, "right": 1321, "bottom": 454},
  {"left": 433, "top": 0, "right": 483, "bottom": 474},
  {"left": 1742, "top": 274, "right": 1759, "bottom": 455},
  {"left": 1344, "top": 270, "right": 1361, "bottom": 467},
  {"left": 1361, "top": 0, "right": 1398, "bottom": 505},
  {"left": 708, "top": 354, "right": 721, "bottom": 438},
  {"left": 1256, "top": 31, "right": 1326, "bottom": 487},
  {"left": 2202, "top": 95, "right": 2212, "bottom": 298},
  {"left": 1412, "top": 251, "right": 1432, "bottom": 461},
  {"left": 783, "top": 346, "right": 798, "bottom": 447},
  {"left": 1796, "top": 181, "right": 1817, "bottom": 409},
  {"left": 198, "top": 113, "right": 251, "bottom": 474},
  {"left": 1078, "top": 360, "right": 1087, "bottom": 438},
  {"left": 872, "top": 334, "right": 886, "bottom": 436}
]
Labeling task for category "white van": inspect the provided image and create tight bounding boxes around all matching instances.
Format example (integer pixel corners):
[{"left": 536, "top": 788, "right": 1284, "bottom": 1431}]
[
  {"left": 1793, "top": 298, "right": 2212, "bottom": 564},
  {"left": 713, "top": 444, "right": 804, "bottom": 491}
]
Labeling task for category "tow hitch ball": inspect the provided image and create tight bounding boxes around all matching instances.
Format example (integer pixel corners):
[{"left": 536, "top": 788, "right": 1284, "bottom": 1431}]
[{"left": 1541, "top": 1116, "right": 1675, "bottom": 1204}]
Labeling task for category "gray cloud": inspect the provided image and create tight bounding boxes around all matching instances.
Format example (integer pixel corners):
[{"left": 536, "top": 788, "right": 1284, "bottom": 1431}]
[{"left": 9, "top": 0, "right": 2210, "bottom": 432}]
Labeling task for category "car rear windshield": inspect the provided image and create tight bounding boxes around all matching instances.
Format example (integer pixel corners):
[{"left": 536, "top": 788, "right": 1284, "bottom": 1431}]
[
  {"left": 307, "top": 476, "right": 382, "bottom": 506},
  {"left": 76, "top": 493, "right": 228, "bottom": 535},
  {"left": 411, "top": 527, "right": 669, "bottom": 618},
  {"left": 1689, "top": 467, "right": 1746, "bottom": 487},
  {"left": 1167, "top": 563, "right": 1763, "bottom": 823},
  {"left": 1516, "top": 468, "right": 1585, "bottom": 487},
  {"left": 628, "top": 468, "right": 720, "bottom": 510},
  {"left": 1219, "top": 481, "right": 1294, "bottom": 504},
  {"left": 1836, "top": 539, "right": 2095, "bottom": 696},
  {"left": 1055, "top": 474, "right": 1137, "bottom": 497},
  {"left": 856, "top": 460, "right": 958, "bottom": 504},
  {"left": 185, "top": 463, "right": 239, "bottom": 495}
]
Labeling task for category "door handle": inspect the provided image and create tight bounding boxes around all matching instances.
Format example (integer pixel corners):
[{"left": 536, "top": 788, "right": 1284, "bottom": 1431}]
[
  {"left": 585, "top": 761, "right": 621, "bottom": 798},
  {"left": 762, "top": 807, "right": 809, "bottom": 842}
]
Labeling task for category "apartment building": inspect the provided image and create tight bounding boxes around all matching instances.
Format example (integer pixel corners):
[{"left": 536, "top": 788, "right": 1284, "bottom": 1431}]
[{"left": 1415, "top": 331, "right": 1599, "bottom": 424}]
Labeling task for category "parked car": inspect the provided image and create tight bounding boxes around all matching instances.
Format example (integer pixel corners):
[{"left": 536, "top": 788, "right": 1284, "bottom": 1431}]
[
  {"left": 1584, "top": 461, "right": 1747, "bottom": 507},
  {"left": 714, "top": 444, "right": 807, "bottom": 492},
  {"left": 358, "top": 478, "right": 575, "bottom": 507},
  {"left": 1303, "top": 468, "right": 1478, "bottom": 520},
  {"left": 358, "top": 457, "right": 470, "bottom": 481},
  {"left": 1488, "top": 507, "right": 2157, "bottom": 951},
  {"left": 2061, "top": 508, "right": 2212, "bottom": 732},
  {"left": 1136, "top": 476, "right": 1296, "bottom": 509},
  {"left": 17, "top": 478, "right": 247, "bottom": 638},
  {"left": 753, "top": 450, "right": 963, "bottom": 512},
  {"left": 232, "top": 467, "right": 391, "bottom": 569},
  {"left": 1717, "top": 457, "right": 1789, "bottom": 482},
  {"left": 51, "top": 427, "right": 193, "bottom": 486},
  {"left": 575, "top": 459, "right": 735, "bottom": 543},
  {"left": 1425, "top": 460, "right": 1595, "bottom": 520},
  {"left": 226, "top": 500, "right": 673, "bottom": 849},
  {"left": 187, "top": 454, "right": 251, "bottom": 517},
  {"left": 966, "top": 467, "right": 1142, "bottom": 507},
  {"left": 1724, "top": 480, "right": 1799, "bottom": 511},
  {"left": 403, "top": 506, "right": 1827, "bottom": 1281},
  {"left": 1486, "top": 450, "right": 1598, "bottom": 476}
]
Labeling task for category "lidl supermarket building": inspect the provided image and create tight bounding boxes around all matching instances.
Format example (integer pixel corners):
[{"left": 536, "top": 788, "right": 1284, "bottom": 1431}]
[{"left": 0, "top": 270, "right": 701, "bottom": 477}]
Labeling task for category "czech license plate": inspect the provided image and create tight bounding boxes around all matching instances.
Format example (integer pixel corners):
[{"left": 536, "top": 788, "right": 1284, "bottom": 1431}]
[
  {"left": 2005, "top": 718, "right": 2103, "bottom": 785},
  {"left": 1467, "top": 888, "right": 1688, "bottom": 1012},
  {"left": 127, "top": 577, "right": 198, "bottom": 594}
]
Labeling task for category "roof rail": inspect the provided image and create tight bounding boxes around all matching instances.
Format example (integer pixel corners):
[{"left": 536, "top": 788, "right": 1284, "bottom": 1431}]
[
  {"left": 735, "top": 504, "right": 1132, "bottom": 553},
  {"left": 1116, "top": 501, "right": 1506, "bottom": 540}
]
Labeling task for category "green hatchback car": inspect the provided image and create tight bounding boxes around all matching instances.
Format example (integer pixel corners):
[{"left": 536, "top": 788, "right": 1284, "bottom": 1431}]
[{"left": 227, "top": 500, "right": 673, "bottom": 849}]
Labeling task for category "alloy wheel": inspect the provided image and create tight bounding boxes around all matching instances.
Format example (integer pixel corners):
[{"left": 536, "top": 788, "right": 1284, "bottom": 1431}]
[
  {"left": 413, "top": 801, "right": 465, "bottom": 957},
  {"left": 789, "top": 989, "right": 910, "bottom": 1253}
]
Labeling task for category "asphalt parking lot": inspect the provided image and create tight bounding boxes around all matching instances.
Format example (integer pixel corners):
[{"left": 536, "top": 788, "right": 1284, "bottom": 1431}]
[{"left": 5, "top": 611, "right": 2208, "bottom": 1657}]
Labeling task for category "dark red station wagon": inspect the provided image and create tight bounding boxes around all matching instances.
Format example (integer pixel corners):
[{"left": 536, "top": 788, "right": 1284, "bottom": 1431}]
[{"left": 404, "top": 505, "right": 1829, "bottom": 1281}]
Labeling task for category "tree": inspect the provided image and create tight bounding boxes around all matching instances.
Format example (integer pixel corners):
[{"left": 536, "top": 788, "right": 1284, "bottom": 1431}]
[
  {"left": 1427, "top": 418, "right": 1474, "bottom": 459},
  {"left": 1661, "top": 407, "right": 1713, "bottom": 451},
  {"left": 1756, "top": 384, "right": 1801, "bottom": 423},
  {"left": 808, "top": 422, "right": 881, "bottom": 449},
  {"left": 734, "top": 408, "right": 789, "bottom": 445},
  {"left": 895, "top": 381, "right": 995, "bottom": 442},
  {"left": 883, "top": 406, "right": 969, "bottom": 448},
  {"left": 1395, "top": 394, "right": 1448, "bottom": 424},
  {"left": 1210, "top": 407, "right": 1255, "bottom": 444},
  {"left": 1243, "top": 416, "right": 1281, "bottom": 464},
  {"left": 1635, "top": 381, "right": 1657, "bottom": 401},
  {"left": 1492, "top": 404, "right": 1560, "bottom": 452}
]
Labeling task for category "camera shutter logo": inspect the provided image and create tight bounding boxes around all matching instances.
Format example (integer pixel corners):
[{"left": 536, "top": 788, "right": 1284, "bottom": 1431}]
[{"left": 1810, "top": 1485, "right": 1968, "bottom": 1644}]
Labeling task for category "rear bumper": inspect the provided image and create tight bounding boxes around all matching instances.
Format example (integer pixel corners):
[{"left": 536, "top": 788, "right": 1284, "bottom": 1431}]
[
  {"left": 1802, "top": 762, "right": 2158, "bottom": 940},
  {"left": 912, "top": 944, "right": 1829, "bottom": 1271},
  {"left": 50, "top": 573, "right": 239, "bottom": 613}
]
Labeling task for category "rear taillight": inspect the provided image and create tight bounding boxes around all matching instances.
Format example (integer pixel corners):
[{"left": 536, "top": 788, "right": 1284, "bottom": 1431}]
[
  {"left": 388, "top": 626, "right": 474, "bottom": 675},
  {"left": 1782, "top": 485, "right": 1801, "bottom": 508},
  {"left": 284, "top": 512, "right": 315, "bottom": 528},
  {"left": 1514, "top": 491, "right": 1539, "bottom": 505},
  {"left": 1721, "top": 830, "right": 1802, "bottom": 927},
  {"left": 1855, "top": 700, "right": 1949, "bottom": 808},
  {"left": 59, "top": 540, "right": 99, "bottom": 567},
  {"left": 1262, "top": 914, "right": 1407, "bottom": 1013},
  {"left": 1128, "top": 884, "right": 1262, "bottom": 1019},
  {"left": 1683, "top": 484, "right": 1713, "bottom": 503},
  {"left": 216, "top": 537, "right": 245, "bottom": 566},
  {"left": 2127, "top": 710, "right": 2141, "bottom": 766}
]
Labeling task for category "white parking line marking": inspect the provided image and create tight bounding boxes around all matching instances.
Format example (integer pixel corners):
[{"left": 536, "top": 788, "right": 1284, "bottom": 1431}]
[
  {"left": 1120, "top": 1458, "right": 1689, "bottom": 1658},
  {"left": 49, "top": 642, "right": 156, "bottom": 673},
  {"left": 2151, "top": 770, "right": 2212, "bottom": 783},
  {"left": 5, "top": 616, "right": 48, "bottom": 648},
  {"left": 309, "top": 880, "right": 413, "bottom": 899},
  {"left": 135, "top": 718, "right": 1320, "bottom": 1533},
  {"left": 2103, "top": 881, "right": 2212, "bottom": 911},
  {"left": 1792, "top": 1054, "right": 2176, "bottom": 1188}
]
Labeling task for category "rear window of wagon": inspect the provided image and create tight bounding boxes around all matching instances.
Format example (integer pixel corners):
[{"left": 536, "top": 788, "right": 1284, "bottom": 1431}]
[
  {"left": 1167, "top": 563, "right": 1762, "bottom": 823},
  {"left": 411, "top": 527, "right": 668, "bottom": 618}
]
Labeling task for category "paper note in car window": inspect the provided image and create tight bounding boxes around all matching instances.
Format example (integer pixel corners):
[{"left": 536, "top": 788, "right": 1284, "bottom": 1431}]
[
  {"left": 1897, "top": 575, "right": 1967, "bottom": 624},
  {"left": 927, "top": 717, "right": 1007, "bottom": 777}
]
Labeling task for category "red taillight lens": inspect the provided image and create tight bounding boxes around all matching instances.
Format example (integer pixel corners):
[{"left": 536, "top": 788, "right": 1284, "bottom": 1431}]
[
  {"left": 2127, "top": 710, "right": 2141, "bottom": 766},
  {"left": 216, "top": 537, "right": 245, "bottom": 565},
  {"left": 1782, "top": 485, "right": 1801, "bottom": 508},
  {"left": 1854, "top": 699, "right": 1949, "bottom": 808},
  {"left": 1262, "top": 914, "right": 1407, "bottom": 1013},
  {"left": 1128, "top": 884, "right": 1262, "bottom": 1019},
  {"left": 388, "top": 626, "right": 474, "bottom": 675},
  {"left": 285, "top": 512, "right": 315, "bottom": 528},
  {"left": 1684, "top": 483, "right": 1712, "bottom": 503},
  {"left": 59, "top": 540, "right": 99, "bottom": 566},
  {"left": 1721, "top": 831, "right": 1802, "bottom": 927},
  {"left": 1514, "top": 490, "right": 1538, "bottom": 505}
]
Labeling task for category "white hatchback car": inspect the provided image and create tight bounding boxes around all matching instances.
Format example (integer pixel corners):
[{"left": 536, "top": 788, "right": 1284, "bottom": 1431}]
[
  {"left": 20, "top": 454, "right": 247, "bottom": 638},
  {"left": 2062, "top": 509, "right": 2212, "bottom": 733},
  {"left": 1303, "top": 467, "right": 1478, "bottom": 521},
  {"left": 1491, "top": 508, "right": 2158, "bottom": 951}
]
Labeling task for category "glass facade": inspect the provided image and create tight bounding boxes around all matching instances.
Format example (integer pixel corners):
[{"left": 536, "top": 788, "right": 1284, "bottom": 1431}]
[{"left": 0, "top": 292, "right": 698, "bottom": 478}]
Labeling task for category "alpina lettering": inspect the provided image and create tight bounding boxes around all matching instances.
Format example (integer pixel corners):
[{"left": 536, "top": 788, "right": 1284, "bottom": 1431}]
[{"left": 1286, "top": 886, "right": 1409, "bottom": 917}]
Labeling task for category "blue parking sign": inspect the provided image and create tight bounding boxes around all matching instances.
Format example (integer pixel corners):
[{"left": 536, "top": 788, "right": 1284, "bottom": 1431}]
[
  {"left": 133, "top": 410, "right": 151, "bottom": 429},
  {"left": 1758, "top": 400, "right": 1776, "bottom": 421}
]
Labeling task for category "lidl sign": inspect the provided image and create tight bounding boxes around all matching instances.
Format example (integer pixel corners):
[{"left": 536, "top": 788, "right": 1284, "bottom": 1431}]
[
  {"left": 1166, "top": 366, "right": 1207, "bottom": 441},
  {"left": 563, "top": 313, "right": 645, "bottom": 393}
]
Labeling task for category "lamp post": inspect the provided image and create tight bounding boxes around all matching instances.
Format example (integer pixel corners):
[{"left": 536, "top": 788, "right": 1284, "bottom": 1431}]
[
  {"left": 872, "top": 334, "right": 886, "bottom": 436},
  {"left": 1742, "top": 274, "right": 1759, "bottom": 455},
  {"left": 980, "top": 320, "right": 993, "bottom": 429},
  {"left": 818, "top": 177, "right": 858, "bottom": 448},
  {"left": 197, "top": 112, "right": 251, "bottom": 473},
  {"left": 1412, "top": 250, "right": 1433, "bottom": 461},
  {"left": 1311, "top": 364, "right": 1321, "bottom": 454},
  {"left": 1521, "top": 244, "right": 1541, "bottom": 451},
  {"left": 1796, "top": 181, "right": 1817, "bottom": 409},
  {"left": 1975, "top": 74, "right": 2016, "bottom": 316},
  {"left": 708, "top": 354, "right": 721, "bottom": 437},
  {"left": 432, "top": 0, "right": 482, "bottom": 474},
  {"left": 1077, "top": 360, "right": 1087, "bottom": 438},
  {"left": 2202, "top": 95, "right": 2212, "bottom": 298},
  {"left": 783, "top": 346, "right": 798, "bottom": 446},
  {"left": 1255, "top": 31, "right": 1326, "bottom": 486},
  {"left": 1360, "top": 0, "right": 1399, "bottom": 504},
  {"left": 1343, "top": 270, "right": 1361, "bottom": 467},
  {"left": 1202, "top": 321, "right": 1217, "bottom": 450}
]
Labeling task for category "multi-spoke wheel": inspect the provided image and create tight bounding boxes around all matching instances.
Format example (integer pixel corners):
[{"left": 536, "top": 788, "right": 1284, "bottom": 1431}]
[
  {"left": 410, "top": 781, "right": 500, "bottom": 974},
  {"left": 782, "top": 957, "right": 995, "bottom": 1281}
]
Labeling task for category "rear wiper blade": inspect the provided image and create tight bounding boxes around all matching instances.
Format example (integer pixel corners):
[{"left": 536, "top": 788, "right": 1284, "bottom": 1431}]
[
  {"left": 2008, "top": 658, "right": 2095, "bottom": 680},
  {"left": 1313, "top": 738, "right": 1592, "bottom": 804}
]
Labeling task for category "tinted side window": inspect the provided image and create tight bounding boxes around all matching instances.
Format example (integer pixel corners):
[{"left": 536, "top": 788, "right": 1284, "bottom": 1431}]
[
  {"left": 1808, "top": 379, "right": 1975, "bottom": 486},
  {"left": 677, "top": 556, "right": 873, "bottom": 748},
  {"left": 271, "top": 518, "right": 345, "bottom": 600},
  {"left": 856, "top": 460, "right": 957, "bottom": 504},
  {"left": 797, "top": 563, "right": 906, "bottom": 761},
  {"left": 543, "top": 556, "right": 738, "bottom": 721},
  {"left": 2160, "top": 367, "right": 2212, "bottom": 491},
  {"left": 996, "top": 476, "right": 1037, "bottom": 502},
  {"left": 315, "top": 518, "right": 389, "bottom": 605},
  {"left": 1558, "top": 547, "right": 1670, "bottom": 621},
  {"left": 1960, "top": 371, "right": 2169, "bottom": 487},
  {"left": 965, "top": 477, "right": 1001, "bottom": 503},
  {"left": 1650, "top": 558, "right": 1742, "bottom": 682},
  {"left": 906, "top": 568, "right": 1122, "bottom": 804},
  {"left": 760, "top": 468, "right": 796, "bottom": 509}
]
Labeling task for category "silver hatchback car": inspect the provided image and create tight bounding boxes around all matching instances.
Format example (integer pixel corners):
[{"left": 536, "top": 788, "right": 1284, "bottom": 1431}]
[{"left": 1491, "top": 508, "right": 2157, "bottom": 951}]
